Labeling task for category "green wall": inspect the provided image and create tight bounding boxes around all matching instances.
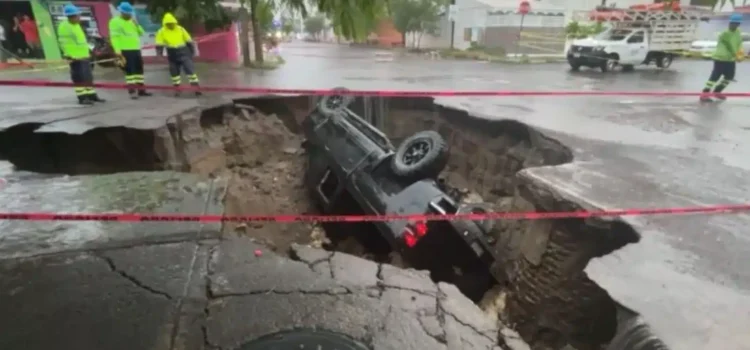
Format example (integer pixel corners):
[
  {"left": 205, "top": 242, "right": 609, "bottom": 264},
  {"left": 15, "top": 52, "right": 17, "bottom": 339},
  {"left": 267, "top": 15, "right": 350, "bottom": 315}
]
[{"left": 30, "top": 0, "right": 61, "bottom": 60}]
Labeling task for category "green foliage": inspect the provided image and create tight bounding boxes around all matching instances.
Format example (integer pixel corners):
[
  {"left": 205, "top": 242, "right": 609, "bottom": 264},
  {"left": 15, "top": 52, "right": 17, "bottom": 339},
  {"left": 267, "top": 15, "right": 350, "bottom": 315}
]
[
  {"left": 316, "top": 0, "right": 386, "bottom": 40},
  {"left": 390, "top": 0, "right": 444, "bottom": 36},
  {"left": 144, "top": 0, "right": 231, "bottom": 30},
  {"left": 565, "top": 21, "right": 605, "bottom": 39},
  {"left": 281, "top": 17, "right": 295, "bottom": 34},
  {"left": 255, "top": 0, "right": 275, "bottom": 35},
  {"left": 304, "top": 15, "right": 326, "bottom": 37}
]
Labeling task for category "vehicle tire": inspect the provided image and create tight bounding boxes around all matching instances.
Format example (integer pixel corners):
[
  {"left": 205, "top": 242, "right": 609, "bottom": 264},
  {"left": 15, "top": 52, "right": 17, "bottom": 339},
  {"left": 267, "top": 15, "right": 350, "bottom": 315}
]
[
  {"left": 656, "top": 54, "right": 673, "bottom": 69},
  {"left": 621, "top": 64, "right": 635, "bottom": 72},
  {"left": 600, "top": 55, "right": 617, "bottom": 72},
  {"left": 569, "top": 62, "right": 581, "bottom": 71},
  {"left": 318, "top": 87, "right": 354, "bottom": 116},
  {"left": 391, "top": 130, "right": 449, "bottom": 179}
]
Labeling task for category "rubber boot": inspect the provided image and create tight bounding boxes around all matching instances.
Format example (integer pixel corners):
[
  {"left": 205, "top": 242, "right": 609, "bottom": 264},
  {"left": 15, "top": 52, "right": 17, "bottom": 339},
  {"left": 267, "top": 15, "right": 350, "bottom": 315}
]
[
  {"left": 191, "top": 83, "right": 202, "bottom": 97},
  {"left": 91, "top": 94, "right": 107, "bottom": 103},
  {"left": 700, "top": 88, "right": 713, "bottom": 103},
  {"left": 78, "top": 95, "right": 94, "bottom": 105},
  {"left": 712, "top": 85, "right": 727, "bottom": 101},
  {"left": 137, "top": 83, "right": 152, "bottom": 97}
]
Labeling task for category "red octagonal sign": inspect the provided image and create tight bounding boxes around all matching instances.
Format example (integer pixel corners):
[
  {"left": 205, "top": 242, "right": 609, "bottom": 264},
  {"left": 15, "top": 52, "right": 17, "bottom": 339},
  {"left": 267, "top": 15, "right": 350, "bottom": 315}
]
[{"left": 519, "top": 0, "right": 530, "bottom": 15}]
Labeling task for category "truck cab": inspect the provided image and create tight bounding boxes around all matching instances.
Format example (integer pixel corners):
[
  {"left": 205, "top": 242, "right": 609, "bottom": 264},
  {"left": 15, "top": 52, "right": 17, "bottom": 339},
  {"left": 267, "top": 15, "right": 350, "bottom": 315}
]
[{"left": 568, "top": 28, "right": 653, "bottom": 71}]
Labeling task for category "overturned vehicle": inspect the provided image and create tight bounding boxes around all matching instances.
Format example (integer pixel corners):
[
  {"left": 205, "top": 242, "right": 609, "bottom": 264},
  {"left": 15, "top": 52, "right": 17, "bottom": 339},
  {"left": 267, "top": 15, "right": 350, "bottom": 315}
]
[{"left": 300, "top": 89, "right": 500, "bottom": 301}]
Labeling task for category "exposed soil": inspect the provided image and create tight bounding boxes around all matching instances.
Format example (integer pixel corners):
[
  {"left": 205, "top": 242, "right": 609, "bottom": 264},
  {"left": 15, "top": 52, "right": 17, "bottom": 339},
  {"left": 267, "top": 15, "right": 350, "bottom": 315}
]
[{"left": 195, "top": 107, "right": 315, "bottom": 254}]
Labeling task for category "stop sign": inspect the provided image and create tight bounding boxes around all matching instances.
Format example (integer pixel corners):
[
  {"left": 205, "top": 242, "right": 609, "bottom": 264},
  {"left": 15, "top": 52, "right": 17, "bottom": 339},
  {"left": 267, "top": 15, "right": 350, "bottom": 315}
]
[{"left": 519, "top": 0, "right": 530, "bottom": 15}]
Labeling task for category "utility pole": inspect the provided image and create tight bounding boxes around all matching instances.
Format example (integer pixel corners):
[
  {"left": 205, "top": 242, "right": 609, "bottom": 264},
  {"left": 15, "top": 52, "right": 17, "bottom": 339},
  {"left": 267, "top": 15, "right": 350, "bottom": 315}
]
[{"left": 449, "top": 0, "right": 456, "bottom": 49}]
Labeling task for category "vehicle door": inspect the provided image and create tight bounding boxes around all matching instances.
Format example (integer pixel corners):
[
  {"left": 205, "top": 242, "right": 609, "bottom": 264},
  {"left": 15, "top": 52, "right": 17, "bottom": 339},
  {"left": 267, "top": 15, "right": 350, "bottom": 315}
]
[{"left": 624, "top": 30, "right": 647, "bottom": 64}]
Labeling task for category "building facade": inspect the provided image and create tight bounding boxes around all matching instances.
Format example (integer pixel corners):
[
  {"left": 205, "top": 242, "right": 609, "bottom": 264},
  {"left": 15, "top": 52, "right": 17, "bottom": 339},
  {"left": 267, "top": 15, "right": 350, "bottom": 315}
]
[
  {"left": 448, "top": 0, "right": 700, "bottom": 54},
  {"left": 0, "top": 0, "right": 239, "bottom": 63}
]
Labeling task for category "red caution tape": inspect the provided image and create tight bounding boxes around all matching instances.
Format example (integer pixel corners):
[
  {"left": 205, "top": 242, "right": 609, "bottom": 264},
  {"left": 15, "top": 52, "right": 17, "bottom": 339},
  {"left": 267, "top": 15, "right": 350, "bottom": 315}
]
[
  {"left": 0, "top": 79, "right": 747, "bottom": 97},
  {"left": 0, "top": 203, "right": 747, "bottom": 222}
]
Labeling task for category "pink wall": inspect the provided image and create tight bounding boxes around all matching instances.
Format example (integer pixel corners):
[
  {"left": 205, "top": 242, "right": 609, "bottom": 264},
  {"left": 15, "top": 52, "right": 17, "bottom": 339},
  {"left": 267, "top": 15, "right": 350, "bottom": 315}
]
[
  {"left": 191, "top": 23, "right": 239, "bottom": 63},
  {"left": 75, "top": 1, "right": 113, "bottom": 37}
]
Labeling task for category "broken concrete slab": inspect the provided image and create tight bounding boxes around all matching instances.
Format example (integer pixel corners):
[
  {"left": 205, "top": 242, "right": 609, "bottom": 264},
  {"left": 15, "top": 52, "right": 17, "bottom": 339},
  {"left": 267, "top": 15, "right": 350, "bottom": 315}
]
[
  {"left": 0, "top": 171, "right": 225, "bottom": 260},
  {"left": 209, "top": 239, "right": 516, "bottom": 350},
  {"left": 520, "top": 161, "right": 750, "bottom": 350},
  {"left": 1, "top": 233, "right": 528, "bottom": 350}
]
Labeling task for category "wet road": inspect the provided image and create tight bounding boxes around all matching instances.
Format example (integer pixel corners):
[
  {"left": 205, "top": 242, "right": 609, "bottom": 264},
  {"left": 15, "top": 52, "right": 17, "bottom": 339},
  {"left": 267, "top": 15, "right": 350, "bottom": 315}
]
[{"left": 1, "top": 42, "right": 750, "bottom": 349}]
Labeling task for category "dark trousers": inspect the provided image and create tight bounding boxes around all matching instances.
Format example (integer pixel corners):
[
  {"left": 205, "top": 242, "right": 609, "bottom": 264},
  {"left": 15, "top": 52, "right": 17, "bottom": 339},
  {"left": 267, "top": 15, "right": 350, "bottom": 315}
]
[
  {"left": 168, "top": 54, "right": 199, "bottom": 86},
  {"left": 69, "top": 59, "right": 97, "bottom": 101},
  {"left": 121, "top": 49, "right": 145, "bottom": 93},
  {"left": 703, "top": 60, "right": 736, "bottom": 93}
]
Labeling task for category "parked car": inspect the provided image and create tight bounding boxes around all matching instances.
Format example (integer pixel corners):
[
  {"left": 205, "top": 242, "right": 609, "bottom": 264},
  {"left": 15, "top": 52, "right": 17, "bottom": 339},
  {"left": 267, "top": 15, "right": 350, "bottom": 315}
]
[
  {"left": 301, "top": 88, "right": 499, "bottom": 301},
  {"left": 689, "top": 33, "right": 750, "bottom": 58}
]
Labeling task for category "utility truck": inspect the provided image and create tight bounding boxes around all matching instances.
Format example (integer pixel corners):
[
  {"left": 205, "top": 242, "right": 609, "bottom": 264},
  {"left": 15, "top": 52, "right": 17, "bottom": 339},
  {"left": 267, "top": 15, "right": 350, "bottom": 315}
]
[{"left": 567, "top": 8, "right": 705, "bottom": 72}]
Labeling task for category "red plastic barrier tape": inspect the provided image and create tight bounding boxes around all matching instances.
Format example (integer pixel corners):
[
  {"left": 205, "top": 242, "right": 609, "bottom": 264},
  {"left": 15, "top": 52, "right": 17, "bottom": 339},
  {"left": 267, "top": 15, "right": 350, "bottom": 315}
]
[
  {"left": 0, "top": 203, "right": 748, "bottom": 223},
  {"left": 0, "top": 79, "right": 747, "bottom": 97}
]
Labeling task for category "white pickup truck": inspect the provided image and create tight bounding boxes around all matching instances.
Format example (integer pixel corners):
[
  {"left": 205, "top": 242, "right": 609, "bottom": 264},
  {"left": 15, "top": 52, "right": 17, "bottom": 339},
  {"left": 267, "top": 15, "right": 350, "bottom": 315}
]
[{"left": 567, "top": 9, "right": 704, "bottom": 72}]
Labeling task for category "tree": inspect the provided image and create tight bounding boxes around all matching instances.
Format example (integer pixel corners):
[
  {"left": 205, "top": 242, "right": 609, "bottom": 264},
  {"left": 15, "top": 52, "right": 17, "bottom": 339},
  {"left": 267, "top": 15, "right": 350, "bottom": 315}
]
[
  {"left": 281, "top": 18, "right": 295, "bottom": 35},
  {"left": 316, "top": 0, "right": 386, "bottom": 40},
  {"left": 390, "top": 0, "right": 444, "bottom": 48},
  {"left": 327, "top": 0, "right": 388, "bottom": 42},
  {"left": 238, "top": 0, "right": 306, "bottom": 66},
  {"left": 145, "top": 0, "right": 230, "bottom": 31},
  {"left": 304, "top": 15, "right": 326, "bottom": 39}
]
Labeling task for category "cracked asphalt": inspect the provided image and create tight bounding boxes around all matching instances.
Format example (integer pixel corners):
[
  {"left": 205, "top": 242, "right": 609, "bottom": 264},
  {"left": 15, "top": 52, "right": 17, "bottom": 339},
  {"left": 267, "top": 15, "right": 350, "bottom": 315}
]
[{"left": 0, "top": 236, "right": 528, "bottom": 350}]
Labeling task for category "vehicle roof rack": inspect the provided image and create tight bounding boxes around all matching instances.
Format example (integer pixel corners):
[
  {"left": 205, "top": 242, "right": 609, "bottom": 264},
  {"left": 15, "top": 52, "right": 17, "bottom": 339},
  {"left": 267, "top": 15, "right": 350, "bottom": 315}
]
[{"left": 572, "top": 9, "right": 708, "bottom": 22}]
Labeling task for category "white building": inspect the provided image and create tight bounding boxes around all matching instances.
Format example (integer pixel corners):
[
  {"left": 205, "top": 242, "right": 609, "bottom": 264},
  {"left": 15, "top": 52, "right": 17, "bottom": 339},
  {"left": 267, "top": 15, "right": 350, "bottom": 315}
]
[{"left": 445, "top": 0, "right": 686, "bottom": 53}]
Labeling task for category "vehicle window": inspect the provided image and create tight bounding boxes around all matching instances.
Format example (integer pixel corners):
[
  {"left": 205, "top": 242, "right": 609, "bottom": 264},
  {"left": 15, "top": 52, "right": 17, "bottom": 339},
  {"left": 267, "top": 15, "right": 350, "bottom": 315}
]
[
  {"left": 627, "top": 34, "right": 644, "bottom": 43},
  {"left": 742, "top": 34, "right": 750, "bottom": 42},
  {"left": 607, "top": 29, "right": 632, "bottom": 41}
]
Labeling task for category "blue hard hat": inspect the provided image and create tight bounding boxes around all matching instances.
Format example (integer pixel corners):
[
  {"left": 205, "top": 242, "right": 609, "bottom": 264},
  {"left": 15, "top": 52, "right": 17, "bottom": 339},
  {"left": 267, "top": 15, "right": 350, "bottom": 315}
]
[
  {"left": 63, "top": 3, "right": 81, "bottom": 16},
  {"left": 117, "top": 2, "right": 135, "bottom": 14},
  {"left": 729, "top": 13, "right": 743, "bottom": 24}
]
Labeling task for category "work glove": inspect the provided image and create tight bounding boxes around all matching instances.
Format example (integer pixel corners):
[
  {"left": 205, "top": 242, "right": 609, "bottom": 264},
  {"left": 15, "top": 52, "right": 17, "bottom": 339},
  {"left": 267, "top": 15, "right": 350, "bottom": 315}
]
[{"left": 115, "top": 53, "right": 126, "bottom": 67}]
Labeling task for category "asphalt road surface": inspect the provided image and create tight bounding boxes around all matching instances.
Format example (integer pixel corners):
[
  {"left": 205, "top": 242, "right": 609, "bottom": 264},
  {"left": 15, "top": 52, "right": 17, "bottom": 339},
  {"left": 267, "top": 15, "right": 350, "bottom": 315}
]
[{"left": 1, "top": 42, "right": 750, "bottom": 349}]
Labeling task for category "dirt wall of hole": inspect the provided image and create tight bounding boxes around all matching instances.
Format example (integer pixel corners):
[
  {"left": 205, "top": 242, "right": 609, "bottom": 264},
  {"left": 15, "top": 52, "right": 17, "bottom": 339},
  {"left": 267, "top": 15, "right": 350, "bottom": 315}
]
[{"left": 380, "top": 97, "right": 642, "bottom": 349}]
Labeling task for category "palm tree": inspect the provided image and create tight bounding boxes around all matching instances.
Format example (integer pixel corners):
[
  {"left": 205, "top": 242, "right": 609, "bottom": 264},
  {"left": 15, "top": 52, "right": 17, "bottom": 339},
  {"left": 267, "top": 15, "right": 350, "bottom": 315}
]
[{"left": 316, "top": 0, "right": 387, "bottom": 41}]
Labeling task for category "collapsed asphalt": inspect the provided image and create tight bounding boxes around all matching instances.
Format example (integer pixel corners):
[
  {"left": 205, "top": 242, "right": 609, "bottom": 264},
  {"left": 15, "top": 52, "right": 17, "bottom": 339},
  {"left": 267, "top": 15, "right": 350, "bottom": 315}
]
[{"left": 1, "top": 42, "right": 750, "bottom": 349}]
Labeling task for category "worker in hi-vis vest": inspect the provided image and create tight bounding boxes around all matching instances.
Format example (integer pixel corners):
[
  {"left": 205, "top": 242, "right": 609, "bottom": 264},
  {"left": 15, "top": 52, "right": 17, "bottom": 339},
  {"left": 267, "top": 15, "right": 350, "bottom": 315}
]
[
  {"left": 57, "top": 3, "right": 106, "bottom": 105},
  {"left": 700, "top": 13, "right": 745, "bottom": 102},
  {"left": 109, "top": 1, "right": 152, "bottom": 99},
  {"left": 155, "top": 13, "right": 201, "bottom": 96}
]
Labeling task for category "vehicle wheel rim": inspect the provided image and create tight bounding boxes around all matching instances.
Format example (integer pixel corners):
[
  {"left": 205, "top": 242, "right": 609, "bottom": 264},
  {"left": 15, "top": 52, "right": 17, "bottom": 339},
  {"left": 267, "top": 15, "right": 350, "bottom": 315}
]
[
  {"left": 402, "top": 140, "right": 430, "bottom": 165},
  {"left": 326, "top": 95, "right": 343, "bottom": 110},
  {"left": 661, "top": 57, "right": 671, "bottom": 67},
  {"left": 607, "top": 59, "right": 616, "bottom": 70}
]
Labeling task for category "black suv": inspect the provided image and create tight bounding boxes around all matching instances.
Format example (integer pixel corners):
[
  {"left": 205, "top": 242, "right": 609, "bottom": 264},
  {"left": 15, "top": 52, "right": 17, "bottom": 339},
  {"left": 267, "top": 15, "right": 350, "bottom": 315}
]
[{"left": 301, "top": 89, "right": 499, "bottom": 300}]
